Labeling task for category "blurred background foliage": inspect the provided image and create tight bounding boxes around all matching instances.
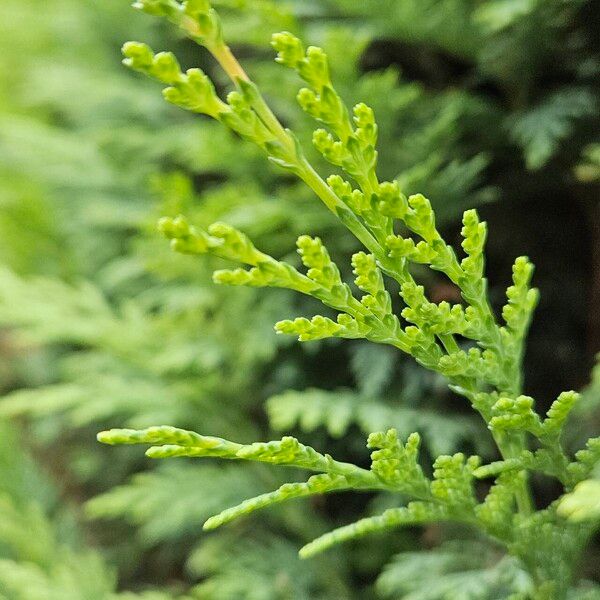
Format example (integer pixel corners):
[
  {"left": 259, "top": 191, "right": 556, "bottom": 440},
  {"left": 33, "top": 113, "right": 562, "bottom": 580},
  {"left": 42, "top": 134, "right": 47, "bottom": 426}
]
[{"left": 0, "top": 0, "right": 598, "bottom": 597}]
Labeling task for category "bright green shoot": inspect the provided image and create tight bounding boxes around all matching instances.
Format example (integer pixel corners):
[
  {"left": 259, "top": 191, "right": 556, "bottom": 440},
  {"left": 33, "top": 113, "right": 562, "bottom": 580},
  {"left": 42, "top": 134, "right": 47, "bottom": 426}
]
[{"left": 99, "top": 1, "right": 600, "bottom": 598}]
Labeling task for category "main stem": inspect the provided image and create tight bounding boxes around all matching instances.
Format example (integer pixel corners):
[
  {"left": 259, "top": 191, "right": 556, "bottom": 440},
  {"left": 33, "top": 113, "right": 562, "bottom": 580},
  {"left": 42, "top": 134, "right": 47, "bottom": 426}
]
[{"left": 489, "top": 333, "right": 534, "bottom": 516}]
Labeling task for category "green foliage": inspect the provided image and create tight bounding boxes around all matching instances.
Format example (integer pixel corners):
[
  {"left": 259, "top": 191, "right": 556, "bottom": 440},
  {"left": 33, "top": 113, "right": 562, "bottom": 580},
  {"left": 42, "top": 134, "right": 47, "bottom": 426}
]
[
  {"left": 0, "top": 0, "right": 598, "bottom": 597},
  {"left": 575, "top": 144, "right": 600, "bottom": 182},
  {"left": 299, "top": 502, "right": 454, "bottom": 560},
  {"left": 509, "top": 88, "right": 597, "bottom": 170},
  {"left": 0, "top": 422, "right": 178, "bottom": 600},
  {"left": 328, "top": 0, "right": 598, "bottom": 170},
  {"left": 188, "top": 535, "right": 350, "bottom": 600},
  {"left": 94, "top": 3, "right": 600, "bottom": 597},
  {"left": 558, "top": 476, "right": 600, "bottom": 523},
  {"left": 376, "top": 542, "right": 532, "bottom": 599},
  {"left": 266, "top": 386, "right": 491, "bottom": 456},
  {"left": 86, "top": 463, "right": 267, "bottom": 542}
]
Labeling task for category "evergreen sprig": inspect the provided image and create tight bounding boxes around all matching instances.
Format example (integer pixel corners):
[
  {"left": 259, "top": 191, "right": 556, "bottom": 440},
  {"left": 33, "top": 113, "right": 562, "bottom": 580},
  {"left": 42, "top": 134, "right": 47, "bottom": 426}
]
[{"left": 99, "top": 2, "right": 600, "bottom": 597}]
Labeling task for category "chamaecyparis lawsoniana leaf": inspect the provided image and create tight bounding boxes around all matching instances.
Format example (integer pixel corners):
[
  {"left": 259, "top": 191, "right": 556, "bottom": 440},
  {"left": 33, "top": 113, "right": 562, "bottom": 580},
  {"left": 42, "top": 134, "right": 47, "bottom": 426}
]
[{"left": 91, "top": 1, "right": 599, "bottom": 598}]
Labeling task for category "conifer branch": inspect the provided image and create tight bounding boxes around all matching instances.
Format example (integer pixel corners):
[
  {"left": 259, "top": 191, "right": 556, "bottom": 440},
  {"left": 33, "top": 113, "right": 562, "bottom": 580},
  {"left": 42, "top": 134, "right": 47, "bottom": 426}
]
[{"left": 98, "top": 2, "right": 600, "bottom": 595}]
